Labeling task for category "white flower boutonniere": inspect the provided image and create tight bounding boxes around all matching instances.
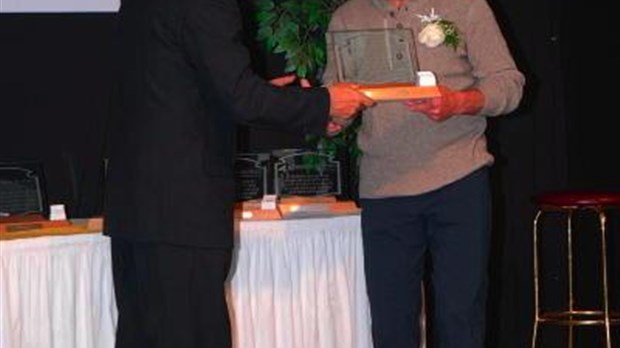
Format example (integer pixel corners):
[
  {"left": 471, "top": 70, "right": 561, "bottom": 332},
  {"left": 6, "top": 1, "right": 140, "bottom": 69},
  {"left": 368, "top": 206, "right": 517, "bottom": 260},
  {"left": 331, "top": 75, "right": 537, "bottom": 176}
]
[{"left": 417, "top": 8, "right": 460, "bottom": 49}]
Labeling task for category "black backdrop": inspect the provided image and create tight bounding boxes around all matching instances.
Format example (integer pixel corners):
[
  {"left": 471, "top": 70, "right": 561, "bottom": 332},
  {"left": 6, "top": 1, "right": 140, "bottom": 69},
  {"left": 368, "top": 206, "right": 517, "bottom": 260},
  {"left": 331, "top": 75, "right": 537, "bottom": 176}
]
[
  {"left": 1, "top": 0, "right": 618, "bottom": 346},
  {"left": 1, "top": 14, "right": 115, "bottom": 217}
]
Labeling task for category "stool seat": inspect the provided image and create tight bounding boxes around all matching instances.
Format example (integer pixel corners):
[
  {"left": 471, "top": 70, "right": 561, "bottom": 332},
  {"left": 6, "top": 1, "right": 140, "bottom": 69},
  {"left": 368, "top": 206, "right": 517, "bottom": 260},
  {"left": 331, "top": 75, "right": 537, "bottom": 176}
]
[{"left": 534, "top": 191, "right": 620, "bottom": 207}]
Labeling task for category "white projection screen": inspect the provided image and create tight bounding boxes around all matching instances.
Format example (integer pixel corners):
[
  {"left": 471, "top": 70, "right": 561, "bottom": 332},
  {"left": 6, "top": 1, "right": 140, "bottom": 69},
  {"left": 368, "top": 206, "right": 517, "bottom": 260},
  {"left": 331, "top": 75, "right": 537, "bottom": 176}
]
[{"left": 0, "top": 0, "right": 119, "bottom": 12}]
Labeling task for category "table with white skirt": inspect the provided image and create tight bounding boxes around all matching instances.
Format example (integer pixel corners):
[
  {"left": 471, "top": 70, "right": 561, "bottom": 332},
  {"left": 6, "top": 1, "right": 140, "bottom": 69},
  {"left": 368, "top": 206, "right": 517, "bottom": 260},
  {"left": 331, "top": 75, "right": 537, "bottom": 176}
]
[
  {"left": 229, "top": 215, "right": 372, "bottom": 348},
  {"left": 0, "top": 232, "right": 117, "bottom": 348},
  {"left": 1, "top": 214, "right": 374, "bottom": 348}
]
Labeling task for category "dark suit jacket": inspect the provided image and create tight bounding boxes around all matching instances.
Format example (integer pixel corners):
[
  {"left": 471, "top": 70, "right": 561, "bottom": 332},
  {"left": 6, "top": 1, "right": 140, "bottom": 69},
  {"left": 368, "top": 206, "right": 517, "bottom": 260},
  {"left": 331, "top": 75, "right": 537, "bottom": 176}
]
[{"left": 103, "top": 0, "right": 330, "bottom": 248}]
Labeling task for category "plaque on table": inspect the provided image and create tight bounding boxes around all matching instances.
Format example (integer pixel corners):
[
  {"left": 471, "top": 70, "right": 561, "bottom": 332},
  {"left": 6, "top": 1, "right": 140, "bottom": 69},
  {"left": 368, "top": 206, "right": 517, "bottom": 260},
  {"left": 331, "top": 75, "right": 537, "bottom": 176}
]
[
  {"left": 0, "top": 162, "right": 48, "bottom": 218},
  {"left": 273, "top": 149, "right": 342, "bottom": 197},
  {"left": 234, "top": 153, "right": 270, "bottom": 201},
  {"left": 326, "top": 28, "right": 440, "bottom": 100}
]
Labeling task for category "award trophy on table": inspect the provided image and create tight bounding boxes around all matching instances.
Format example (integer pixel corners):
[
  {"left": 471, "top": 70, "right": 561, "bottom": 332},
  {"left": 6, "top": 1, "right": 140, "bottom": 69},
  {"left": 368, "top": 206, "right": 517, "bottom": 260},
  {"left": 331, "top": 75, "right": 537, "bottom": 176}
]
[{"left": 326, "top": 28, "right": 440, "bottom": 101}]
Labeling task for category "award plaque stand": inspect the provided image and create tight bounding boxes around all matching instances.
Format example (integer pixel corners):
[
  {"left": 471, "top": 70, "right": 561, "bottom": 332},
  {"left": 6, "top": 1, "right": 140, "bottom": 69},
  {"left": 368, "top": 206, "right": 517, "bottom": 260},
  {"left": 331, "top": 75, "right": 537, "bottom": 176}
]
[
  {"left": 358, "top": 83, "right": 440, "bottom": 101},
  {"left": 358, "top": 70, "right": 440, "bottom": 100}
]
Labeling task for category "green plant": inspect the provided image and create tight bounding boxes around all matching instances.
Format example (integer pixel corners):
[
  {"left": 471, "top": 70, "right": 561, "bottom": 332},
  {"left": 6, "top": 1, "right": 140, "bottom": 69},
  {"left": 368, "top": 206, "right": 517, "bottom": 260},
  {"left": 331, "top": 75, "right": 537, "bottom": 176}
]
[
  {"left": 254, "top": 0, "right": 359, "bottom": 164},
  {"left": 255, "top": 0, "right": 345, "bottom": 78}
]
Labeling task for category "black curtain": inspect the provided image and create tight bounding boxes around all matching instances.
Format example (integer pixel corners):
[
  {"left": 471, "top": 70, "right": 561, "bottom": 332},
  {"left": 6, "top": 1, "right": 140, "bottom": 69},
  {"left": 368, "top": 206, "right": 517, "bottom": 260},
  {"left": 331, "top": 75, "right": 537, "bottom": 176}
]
[
  {"left": 0, "top": 14, "right": 116, "bottom": 217},
  {"left": 485, "top": 0, "right": 568, "bottom": 346}
]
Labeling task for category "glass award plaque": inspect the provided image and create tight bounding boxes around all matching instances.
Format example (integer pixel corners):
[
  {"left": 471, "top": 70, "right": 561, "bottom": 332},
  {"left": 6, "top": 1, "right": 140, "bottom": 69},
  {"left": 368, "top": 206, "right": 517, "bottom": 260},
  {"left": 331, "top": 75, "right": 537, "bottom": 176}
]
[
  {"left": 272, "top": 149, "right": 342, "bottom": 197},
  {"left": 234, "top": 152, "right": 270, "bottom": 202},
  {"left": 326, "top": 28, "right": 440, "bottom": 100},
  {"left": 0, "top": 162, "right": 48, "bottom": 218}
]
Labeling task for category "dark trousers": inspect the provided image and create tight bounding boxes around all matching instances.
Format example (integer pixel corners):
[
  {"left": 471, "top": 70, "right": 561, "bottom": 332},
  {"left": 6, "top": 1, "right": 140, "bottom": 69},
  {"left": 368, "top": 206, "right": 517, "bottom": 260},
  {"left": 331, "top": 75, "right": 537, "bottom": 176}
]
[
  {"left": 361, "top": 168, "right": 491, "bottom": 348},
  {"left": 111, "top": 238, "right": 232, "bottom": 348}
]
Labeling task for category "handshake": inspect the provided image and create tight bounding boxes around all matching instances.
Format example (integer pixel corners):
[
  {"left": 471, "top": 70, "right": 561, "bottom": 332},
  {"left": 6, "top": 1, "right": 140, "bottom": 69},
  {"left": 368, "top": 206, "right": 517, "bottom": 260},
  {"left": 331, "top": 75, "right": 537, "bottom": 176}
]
[
  {"left": 269, "top": 75, "right": 376, "bottom": 136},
  {"left": 325, "top": 82, "right": 376, "bottom": 135}
]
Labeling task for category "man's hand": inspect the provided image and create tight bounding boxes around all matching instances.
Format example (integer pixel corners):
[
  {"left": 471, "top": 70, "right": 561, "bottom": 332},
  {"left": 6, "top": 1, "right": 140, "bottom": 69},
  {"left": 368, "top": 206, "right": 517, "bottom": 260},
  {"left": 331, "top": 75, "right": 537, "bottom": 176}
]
[
  {"left": 327, "top": 83, "right": 376, "bottom": 119},
  {"left": 269, "top": 74, "right": 311, "bottom": 88},
  {"left": 270, "top": 75, "right": 348, "bottom": 135},
  {"left": 325, "top": 116, "right": 355, "bottom": 137},
  {"left": 326, "top": 121, "right": 344, "bottom": 136},
  {"left": 403, "top": 85, "right": 484, "bottom": 122}
]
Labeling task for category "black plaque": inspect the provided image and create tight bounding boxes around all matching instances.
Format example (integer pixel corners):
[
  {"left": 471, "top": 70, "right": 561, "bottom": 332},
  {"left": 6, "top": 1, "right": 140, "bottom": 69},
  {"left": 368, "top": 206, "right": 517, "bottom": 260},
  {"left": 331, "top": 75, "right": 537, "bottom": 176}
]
[
  {"left": 234, "top": 153, "right": 270, "bottom": 201},
  {"left": 0, "top": 162, "right": 48, "bottom": 217},
  {"left": 273, "top": 149, "right": 342, "bottom": 197}
]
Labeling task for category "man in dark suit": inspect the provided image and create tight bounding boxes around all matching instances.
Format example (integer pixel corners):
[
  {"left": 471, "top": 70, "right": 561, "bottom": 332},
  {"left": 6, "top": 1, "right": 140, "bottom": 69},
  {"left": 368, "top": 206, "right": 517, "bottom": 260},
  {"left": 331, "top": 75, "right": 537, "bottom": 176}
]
[{"left": 103, "top": 0, "right": 374, "bottom": 346}]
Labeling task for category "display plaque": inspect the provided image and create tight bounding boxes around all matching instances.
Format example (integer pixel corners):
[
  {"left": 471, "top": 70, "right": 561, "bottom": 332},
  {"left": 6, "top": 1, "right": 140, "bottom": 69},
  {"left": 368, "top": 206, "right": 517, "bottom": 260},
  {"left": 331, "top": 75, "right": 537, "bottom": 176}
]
[
  {"left": 0, "top": 162, "right": 48, "bottom": 218},
  {"left": 273, "top": 149, "right": 342, "bottom": 197},
  {"left": 326, "top": 28, "right": 440, "bottom": 100},
  {"left": 234, "top": 153, "right": 270, "bottom": 201}
]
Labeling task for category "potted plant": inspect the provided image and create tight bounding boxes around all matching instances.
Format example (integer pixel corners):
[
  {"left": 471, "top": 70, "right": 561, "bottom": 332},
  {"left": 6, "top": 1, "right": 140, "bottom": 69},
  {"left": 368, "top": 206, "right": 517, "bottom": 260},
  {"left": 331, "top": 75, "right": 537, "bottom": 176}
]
[{"left": 254, "top": 0, "right": 362, "bottom": 200}]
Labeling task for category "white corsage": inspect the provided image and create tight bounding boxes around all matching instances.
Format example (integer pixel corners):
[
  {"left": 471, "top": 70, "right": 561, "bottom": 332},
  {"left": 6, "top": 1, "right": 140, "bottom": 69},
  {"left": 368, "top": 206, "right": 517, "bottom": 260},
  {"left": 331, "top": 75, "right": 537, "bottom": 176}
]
[{"left": 417, "top": 8, "right": 460, "bottom": 49}]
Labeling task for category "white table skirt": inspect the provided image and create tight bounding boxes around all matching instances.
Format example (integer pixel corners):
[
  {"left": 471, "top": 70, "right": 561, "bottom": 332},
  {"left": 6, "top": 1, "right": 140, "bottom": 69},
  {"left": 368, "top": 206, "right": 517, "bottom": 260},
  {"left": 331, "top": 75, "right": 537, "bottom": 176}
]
[
  {"left": 229, "top": 215, "right": 372, "bottom": 348},
  {"left": 1, "top": 214, "right": 373, "bottom": 348},
  {"left": 0, "top": 233, "right": 118, "bottom": 348}
]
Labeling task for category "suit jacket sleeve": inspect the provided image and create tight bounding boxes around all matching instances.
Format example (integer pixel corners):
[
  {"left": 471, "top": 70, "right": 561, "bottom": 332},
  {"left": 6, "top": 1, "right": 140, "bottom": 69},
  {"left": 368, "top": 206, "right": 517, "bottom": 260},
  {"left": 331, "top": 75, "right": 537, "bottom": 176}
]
[{"left": 180, "top": 0, "right": 330, "bottom": 136}]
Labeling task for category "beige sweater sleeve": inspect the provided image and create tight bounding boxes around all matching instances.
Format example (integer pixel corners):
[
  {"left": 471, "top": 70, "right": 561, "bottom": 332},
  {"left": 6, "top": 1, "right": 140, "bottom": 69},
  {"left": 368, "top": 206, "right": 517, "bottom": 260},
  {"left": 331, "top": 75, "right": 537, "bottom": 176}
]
[{"left": 466, "top": 0, "right": 525, "bottom": 116}]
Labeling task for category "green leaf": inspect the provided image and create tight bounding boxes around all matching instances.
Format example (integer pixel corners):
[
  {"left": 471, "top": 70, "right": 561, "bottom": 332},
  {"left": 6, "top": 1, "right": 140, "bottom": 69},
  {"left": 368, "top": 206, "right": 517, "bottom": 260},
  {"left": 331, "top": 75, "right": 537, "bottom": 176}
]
[
  {"left": 273, "top": 44, "right": 287, "bottom": 54},
  {"left": 265, "top": 36, "right": 277, "bottom": 50},
  {"left": 256, "top": 26, "right": 273, "bottom": 41},
  {"left": 281, "top": 0, "right": 301, "bottom": 15},
  {"left": 256, "top": 0, "right": 274, "bottom": 11},
  {"left": 311, "top": 44, "right": 326, "bottom": 67},
  {"left": 255, "top": 9, "right": 272, "bottom": 22},
  {"left": 284, "top": 63, "right": 297, "bottom": 73},
  {"left": 280, "top": 20, "right": 298, "bottom": 36},
  {"left": 438, "top": 19, "right": 460, "bottom": 49},
  {"left": 296, "top": 65, "right": 308, "bottom": 78}
]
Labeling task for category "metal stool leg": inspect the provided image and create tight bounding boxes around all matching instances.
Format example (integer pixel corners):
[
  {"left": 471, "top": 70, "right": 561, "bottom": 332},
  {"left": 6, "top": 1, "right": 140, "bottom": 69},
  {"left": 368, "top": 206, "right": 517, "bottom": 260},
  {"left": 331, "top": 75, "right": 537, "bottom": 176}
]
[
  {"left": 598, "top": 209, "right": 612, "bottom": 348},
  {"left": 420, "top": 281, "right": 427, "bottom": 348},
  {"left": 532, "top": 209, "right": 542, "bottom": 348},
  {"left": 567, "top": 210, "right": 574, "bottom": 348}
]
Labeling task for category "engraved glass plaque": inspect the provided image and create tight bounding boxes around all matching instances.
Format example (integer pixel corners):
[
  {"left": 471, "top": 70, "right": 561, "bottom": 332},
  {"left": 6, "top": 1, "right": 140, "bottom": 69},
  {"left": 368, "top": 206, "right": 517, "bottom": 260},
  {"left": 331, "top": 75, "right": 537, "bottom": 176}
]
[
  {"left": 234, "top": 153, "right": 270, "bottom": 201},
  {"left": 0, "top": 162, "right": 48, "bottom": 217},
  {"left": 273, "top": 149, "right": 341, "bottom": 197},
  {"left": 327, "top": 28, "right": 440, "bottom": 100},
  {"left": 327, "top": 28, "right": 418, "bottom": 84}
]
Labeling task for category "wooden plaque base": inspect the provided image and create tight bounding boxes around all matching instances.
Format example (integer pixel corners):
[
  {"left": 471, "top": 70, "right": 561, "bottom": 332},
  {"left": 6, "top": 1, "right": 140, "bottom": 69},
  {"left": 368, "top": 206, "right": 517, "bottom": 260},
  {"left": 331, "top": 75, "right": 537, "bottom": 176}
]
[
  {"left": 0, "top": 214, "right": 69, "bottom": 233},
  {"left": 358, "top": 83, "right": 440, "bottom": 101},
  {"left": 234, "top": 196, "right": 360, "bottom": 220}
]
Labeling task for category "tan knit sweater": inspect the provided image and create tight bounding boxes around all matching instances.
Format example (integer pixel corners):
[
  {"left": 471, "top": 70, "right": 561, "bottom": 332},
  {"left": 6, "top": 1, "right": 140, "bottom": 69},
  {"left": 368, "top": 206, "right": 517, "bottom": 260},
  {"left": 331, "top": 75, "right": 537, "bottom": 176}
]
[{"left": 322, "top": 0, "right": 525, "bottom": 198}]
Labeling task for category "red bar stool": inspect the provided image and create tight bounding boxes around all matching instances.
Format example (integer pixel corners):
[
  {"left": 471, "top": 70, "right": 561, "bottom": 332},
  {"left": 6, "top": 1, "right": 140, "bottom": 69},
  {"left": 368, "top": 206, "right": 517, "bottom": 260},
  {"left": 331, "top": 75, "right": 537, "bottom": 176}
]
[{"left": 531, "top": 192, "right": 620, "bottom": 347}]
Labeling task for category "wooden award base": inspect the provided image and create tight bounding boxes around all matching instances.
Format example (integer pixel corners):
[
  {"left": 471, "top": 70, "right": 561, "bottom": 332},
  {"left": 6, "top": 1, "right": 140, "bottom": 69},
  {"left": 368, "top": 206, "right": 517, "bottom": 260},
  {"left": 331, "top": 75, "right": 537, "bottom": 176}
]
[
  {"left": 235, "top": 200, "right": 282, "bottom": 220},
  {"left": 0, "top": 215, "right": 101, "bottom": 240},
  {"left": 358, "top": 83, "right": 441, "bottom": 101},
  {"left": 234, "top": 196, "right": 360, "bottom": 220},
  {"left": 0, "top": 214, "right": 68, "bottom": 232},
  {"left": 278, "top": 196, "right": 360, "bottom": 219}
]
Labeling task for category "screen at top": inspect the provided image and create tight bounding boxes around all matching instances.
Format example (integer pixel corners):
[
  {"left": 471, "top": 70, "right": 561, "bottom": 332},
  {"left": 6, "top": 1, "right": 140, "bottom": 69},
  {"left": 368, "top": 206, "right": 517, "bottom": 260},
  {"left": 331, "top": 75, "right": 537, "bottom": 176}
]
[{"left": 1, "top": 0, "right": 119, "bottom": 13}]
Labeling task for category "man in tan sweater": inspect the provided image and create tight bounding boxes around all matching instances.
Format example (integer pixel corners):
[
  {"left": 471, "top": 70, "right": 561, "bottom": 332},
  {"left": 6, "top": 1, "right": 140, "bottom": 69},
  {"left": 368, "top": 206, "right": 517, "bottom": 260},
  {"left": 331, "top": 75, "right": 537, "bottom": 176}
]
[{"left": 322, "top": 0, "right": 525, "bottom": 347}]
